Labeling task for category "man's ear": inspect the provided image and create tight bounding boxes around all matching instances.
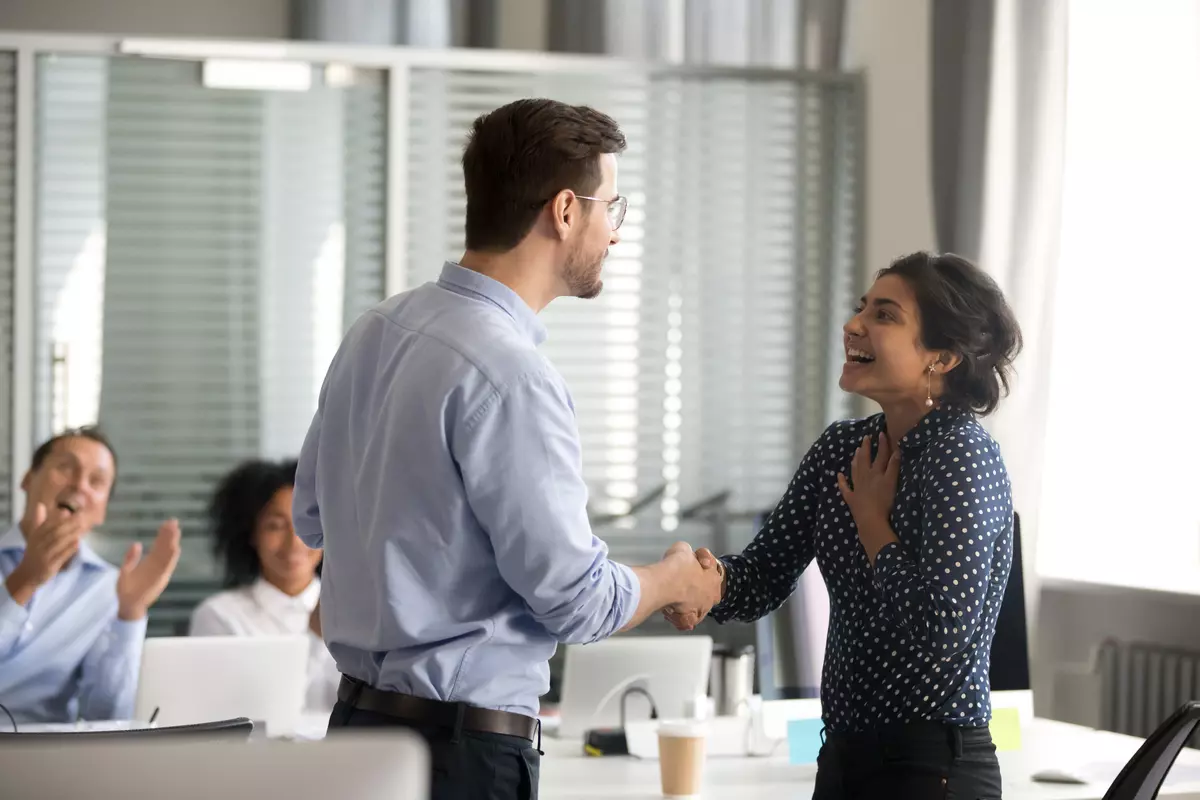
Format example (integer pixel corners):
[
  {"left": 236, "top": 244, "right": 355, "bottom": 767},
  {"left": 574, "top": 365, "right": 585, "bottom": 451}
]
[{"left": 550, "top": 189, "right": 577, "bottom": 242}]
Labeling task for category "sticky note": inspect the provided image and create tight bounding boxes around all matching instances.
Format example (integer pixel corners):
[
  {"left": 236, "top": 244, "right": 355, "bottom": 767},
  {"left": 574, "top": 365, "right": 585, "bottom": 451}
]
[
  {"left": 787, "top": 718, "right": 825, "bottom": 764},
  {"left": 989, "top": 707, "right": 1022, "bottom": 751}
]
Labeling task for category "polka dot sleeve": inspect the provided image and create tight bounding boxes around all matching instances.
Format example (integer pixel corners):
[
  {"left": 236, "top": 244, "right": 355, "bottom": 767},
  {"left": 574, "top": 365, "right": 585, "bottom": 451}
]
[
  {"left": 708, "top": 423, "right": 841, "bottom": 624},
  {"left": 871, "top": 425, "right": 1014, "bottom": 657}
]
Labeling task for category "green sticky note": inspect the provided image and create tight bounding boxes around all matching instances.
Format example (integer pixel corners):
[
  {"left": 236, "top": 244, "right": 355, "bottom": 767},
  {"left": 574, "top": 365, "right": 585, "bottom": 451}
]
[{"left": 990, "top": 707, "right": 1022, "bottom": 751}]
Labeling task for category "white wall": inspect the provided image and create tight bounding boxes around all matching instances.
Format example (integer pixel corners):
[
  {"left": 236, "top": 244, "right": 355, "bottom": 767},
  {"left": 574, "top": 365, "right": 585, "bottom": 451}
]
[
  {"left": 842, "top": 0, "right": 938, "bottom": 281},
  {"left": 0, "top": 0, "right": 290, "bottom": 39},
  {"left": 1037, "top": 584, "right": 1200, "bottom": 726}
]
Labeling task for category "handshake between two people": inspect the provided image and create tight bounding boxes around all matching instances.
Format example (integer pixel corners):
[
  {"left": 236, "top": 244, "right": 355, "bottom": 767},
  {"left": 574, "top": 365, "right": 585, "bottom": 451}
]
[{"left": 657, "top": 542, "right": 725, "bottom": 633}]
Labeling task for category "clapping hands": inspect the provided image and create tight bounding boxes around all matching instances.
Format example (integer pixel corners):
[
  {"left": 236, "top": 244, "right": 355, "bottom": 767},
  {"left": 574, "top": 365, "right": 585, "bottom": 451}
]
[{"left": 116, "top": 518, "right": 182, "bottom": 621}]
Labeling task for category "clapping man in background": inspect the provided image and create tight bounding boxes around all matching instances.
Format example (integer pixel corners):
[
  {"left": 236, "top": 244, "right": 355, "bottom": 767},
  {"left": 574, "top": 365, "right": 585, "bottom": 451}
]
[{"left": 0, "top": 427, "right": 181, "bottom": 723}]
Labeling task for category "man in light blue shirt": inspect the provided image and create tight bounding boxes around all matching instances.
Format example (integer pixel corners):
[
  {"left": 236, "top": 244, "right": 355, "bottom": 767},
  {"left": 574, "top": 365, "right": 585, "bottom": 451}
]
[
  {"left": 0, "top": 428, "right": 181, "bottom": 724},
  {"left": 295, "top": 99, "right": 722, "bottom": 800}
]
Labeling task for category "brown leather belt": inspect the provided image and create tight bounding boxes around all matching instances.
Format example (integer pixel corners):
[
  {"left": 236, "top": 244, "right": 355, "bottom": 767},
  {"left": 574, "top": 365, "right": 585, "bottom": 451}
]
[{"left": 338, "top": 676, "right": 538, "bottom": 742}]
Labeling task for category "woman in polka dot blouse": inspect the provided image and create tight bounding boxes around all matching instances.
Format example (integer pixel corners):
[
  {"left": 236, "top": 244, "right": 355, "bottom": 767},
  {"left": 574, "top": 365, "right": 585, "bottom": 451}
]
[{"left": 668, "top": 251, "right": 1023, "bottom": 799}]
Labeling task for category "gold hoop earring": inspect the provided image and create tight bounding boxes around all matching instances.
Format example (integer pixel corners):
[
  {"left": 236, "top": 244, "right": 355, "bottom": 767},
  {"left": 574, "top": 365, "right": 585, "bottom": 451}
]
[{"left": 925, "top": 364, "right": 935, "bottom": 408}]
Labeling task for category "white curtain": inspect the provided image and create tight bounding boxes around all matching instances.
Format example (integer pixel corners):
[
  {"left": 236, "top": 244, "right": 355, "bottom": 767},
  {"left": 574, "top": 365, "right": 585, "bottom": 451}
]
[
  {"left": 931, "top": 0, "right": 1068, "bottom": 686},
  {"left": 975, "top": 0, "right": 1067, "bottom": 643},
  {"left": 1038, "top": 0, "right": 1200, "bottom": 587}
]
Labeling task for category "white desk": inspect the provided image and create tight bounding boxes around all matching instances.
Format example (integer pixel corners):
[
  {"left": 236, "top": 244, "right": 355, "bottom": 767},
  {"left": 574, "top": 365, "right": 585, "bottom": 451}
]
[
  {"left": 20, "top": 714, "right": 1200, "bottom": 799},
  {"left": 539, "top": 718, "right": 1200, "bottom": 800}
]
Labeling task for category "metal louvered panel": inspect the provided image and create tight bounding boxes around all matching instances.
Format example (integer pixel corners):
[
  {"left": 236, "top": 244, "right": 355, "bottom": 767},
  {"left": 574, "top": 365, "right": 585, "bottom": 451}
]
[
  {"left": 99, "top": 57, "right": 263, "bottom": 574},
  {"left": 342, "top": 74, "right": 388, "bottom": 324},
  {"left": 34, "top": 55, "right": 387, "bottom": 577},
  {"left": 407, "top": 68, "right": 659, "bottom": 533},
  {"left": 405, "top": 66, "right": 862, "bottom": 564},
  {"left": 33, "top": 54, "right": 107, "bottom": 452},
  {"left": 0, "top": 53, "right": 13, "bottom": 525}
]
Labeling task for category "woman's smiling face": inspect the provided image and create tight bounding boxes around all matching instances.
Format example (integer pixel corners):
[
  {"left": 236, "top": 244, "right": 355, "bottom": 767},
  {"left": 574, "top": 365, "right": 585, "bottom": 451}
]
[{"left": 839, "top": 274, "right": 947, "bottom": 407}]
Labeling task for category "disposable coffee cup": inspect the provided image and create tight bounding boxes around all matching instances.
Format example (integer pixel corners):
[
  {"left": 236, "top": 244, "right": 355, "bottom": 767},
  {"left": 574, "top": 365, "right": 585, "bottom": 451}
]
[{"left": 657, "top": 720, "right": 707, "bottom": 799}]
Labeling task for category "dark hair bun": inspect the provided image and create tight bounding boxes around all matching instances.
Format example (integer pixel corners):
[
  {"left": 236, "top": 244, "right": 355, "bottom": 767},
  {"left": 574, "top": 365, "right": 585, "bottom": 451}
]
[{"left": 880, "top": 252, "right": 1022, "bottom": 415}]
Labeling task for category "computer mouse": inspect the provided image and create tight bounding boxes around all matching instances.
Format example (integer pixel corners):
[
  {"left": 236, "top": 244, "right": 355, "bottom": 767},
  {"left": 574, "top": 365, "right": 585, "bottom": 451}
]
[{"left": 1031, "top": 768, "right": 1087, "bottom": 785}]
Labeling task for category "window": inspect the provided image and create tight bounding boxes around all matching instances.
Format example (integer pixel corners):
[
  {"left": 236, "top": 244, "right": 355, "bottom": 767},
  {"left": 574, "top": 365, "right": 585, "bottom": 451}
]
[
  {"left": 404, "top": 65, "right": 862, "bottom": 563},
  {"left": 33, "top": 55, "right": 387, "bottom": 577},
  {"left": 1039, "top": 0, "right": 1200, "bottom": 586},
  {"left": 0, "top": 52, "right": 13, "bottom": 524}
]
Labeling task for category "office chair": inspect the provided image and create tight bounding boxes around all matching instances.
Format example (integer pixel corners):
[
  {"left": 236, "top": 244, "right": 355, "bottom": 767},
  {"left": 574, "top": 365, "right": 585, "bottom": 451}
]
[
  {"left": 989, "top": 511, "right": 1031, "bottom": 691},
  {"left": 0, "top": 717, "right": 254, "bottom": 742},
  {"left": 1103, "top": 701, "right": 1200, "bottom": 800}
]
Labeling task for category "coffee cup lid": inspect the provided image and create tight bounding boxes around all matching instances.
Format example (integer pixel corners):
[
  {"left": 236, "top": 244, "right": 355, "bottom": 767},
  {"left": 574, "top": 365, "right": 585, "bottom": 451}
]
[{"left": 658, "top": 719, "right": 707, "bottom": 738}]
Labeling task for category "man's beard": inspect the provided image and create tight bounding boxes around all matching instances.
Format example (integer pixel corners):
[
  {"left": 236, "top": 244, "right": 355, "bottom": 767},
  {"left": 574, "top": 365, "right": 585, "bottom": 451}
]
[{"left": 562, "top": 245, "right": 604, "bottom": 300}]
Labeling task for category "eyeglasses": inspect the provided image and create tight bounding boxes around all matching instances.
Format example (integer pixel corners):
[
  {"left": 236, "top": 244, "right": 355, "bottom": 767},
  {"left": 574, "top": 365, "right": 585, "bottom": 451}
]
[{"left": 573, "top": 194, "right": 628, "bottom": 231}]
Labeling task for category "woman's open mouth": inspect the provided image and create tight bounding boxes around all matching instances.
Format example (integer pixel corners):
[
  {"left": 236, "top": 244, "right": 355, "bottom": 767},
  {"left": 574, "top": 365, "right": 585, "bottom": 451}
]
[{"left": 845, "top": 347, "right": 875, "bottom": 364}]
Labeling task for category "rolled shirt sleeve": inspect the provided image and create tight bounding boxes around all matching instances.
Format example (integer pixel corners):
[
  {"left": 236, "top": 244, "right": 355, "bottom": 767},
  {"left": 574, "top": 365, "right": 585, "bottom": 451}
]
[
  {"left": 0, "top": 582, "right": 32, "bottom": 658},
  {"left": 455, "top": 368, "right": 639, "bottom": 644},
  {"left": 76, "top": 615, "right": 147, "bottom": 721}
]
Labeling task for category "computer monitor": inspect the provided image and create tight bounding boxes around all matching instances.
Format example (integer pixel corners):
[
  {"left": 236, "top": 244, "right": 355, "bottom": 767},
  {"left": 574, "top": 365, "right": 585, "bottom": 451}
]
[
  {"left": 558, "top": 636, "right": 713, "bottom": 738},
  {"left": 134, "top": 635, "right": 308, "bottom": 735},
  {"left": 0, "top": 731, "right": 429, "bottom": 800}
]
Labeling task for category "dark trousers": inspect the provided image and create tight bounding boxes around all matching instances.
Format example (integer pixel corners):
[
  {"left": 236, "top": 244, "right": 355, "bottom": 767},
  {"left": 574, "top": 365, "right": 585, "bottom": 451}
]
[
  {"left": 813, "top": 721, "right": 1002, "bottom": 799},
  {"left": 327, "top": 700, "right": 540, "bottom": 800}
]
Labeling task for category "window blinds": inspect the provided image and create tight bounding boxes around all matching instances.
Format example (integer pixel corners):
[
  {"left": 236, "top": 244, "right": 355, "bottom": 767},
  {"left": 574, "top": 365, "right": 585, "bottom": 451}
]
[
  {"left": 27, "top": 51, "right": 860, "bottom": 586},
  {"left": 0, "top": 53, "right": 13, "bottom": 525},
  {"left": 33, "top": 55, "right": 387, "bottom": 579},
  {"left": 404, "top": 66, "right": 862, "bottom": 565}
]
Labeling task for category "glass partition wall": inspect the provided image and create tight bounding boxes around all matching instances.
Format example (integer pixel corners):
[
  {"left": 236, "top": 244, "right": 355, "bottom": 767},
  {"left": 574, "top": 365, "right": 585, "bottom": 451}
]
[
  {"left": 32, "top": 54, "right": 387, "bottom": 585},
  {"left": 0, "top": 36, "right": 862, "bottom": 637}
]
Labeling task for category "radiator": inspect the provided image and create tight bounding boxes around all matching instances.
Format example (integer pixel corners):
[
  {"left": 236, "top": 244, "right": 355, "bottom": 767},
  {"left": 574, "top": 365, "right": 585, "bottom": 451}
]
[{"left": 1097, "top": 639, "right": 1200, "bottom": 747}]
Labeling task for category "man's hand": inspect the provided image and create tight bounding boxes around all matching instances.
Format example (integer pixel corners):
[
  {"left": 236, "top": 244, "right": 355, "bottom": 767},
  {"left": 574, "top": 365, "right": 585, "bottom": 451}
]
[
  {"left": 4, "top": 503, "right": 88, "bottom": 606},
  {"left": 661, "top": 544, "right": 723, "bottom": 632},
  {"left": 116, "top": 519, "right": 182, "bottom": 621}
]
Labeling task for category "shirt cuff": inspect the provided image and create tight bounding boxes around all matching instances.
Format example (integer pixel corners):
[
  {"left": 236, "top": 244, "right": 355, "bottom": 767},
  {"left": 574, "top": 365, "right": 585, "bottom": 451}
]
[
  {"left": 0, "top": 581, "right": 32, "bottom": 644},
  {"left": 107, "top": 616, "right": 149, "bottom": 648},
  {"left": 610, "top": 560, "right": 641, "bottom": 632},
  {"left": 708, "top": 557, "right": 739, "bottom": 623}
]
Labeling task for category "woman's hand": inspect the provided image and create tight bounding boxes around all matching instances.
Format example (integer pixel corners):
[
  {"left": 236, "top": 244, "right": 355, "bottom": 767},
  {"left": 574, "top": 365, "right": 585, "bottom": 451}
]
[{"left": 837, "top": 433, "right": 901, "bottom": 563}]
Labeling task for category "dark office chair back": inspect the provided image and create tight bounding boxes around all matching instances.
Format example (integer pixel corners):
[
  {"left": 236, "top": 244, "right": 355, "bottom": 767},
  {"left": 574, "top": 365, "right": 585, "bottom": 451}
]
[
  {"left": 0, "top": 717, "right": 254, "bottom": 743},
  {"left": 1104, "top": 701, "right": 1200, "bottom": 800},
  {"left": 989, "top": 512, "right": 1031, "bottom": 691}
]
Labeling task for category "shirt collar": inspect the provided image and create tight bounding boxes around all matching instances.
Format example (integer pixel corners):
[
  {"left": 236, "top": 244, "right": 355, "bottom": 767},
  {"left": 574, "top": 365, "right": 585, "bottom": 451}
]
[
  {"left": 892, "top": 405, "right": 973, "bottom": 452},
  {"left": 437, "top": 261, "right": 548, "bottom": 346},
  {"left": 0, "top": 523, "right": 109, "bottom": 570},
  {"left": 250, "top": 577, "right": 321, "bottom": 614}
]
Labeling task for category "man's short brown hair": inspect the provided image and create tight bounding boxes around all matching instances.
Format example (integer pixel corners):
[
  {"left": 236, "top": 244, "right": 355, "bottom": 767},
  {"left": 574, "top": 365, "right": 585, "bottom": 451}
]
[
  {"left": 462, "top": 98, "right": 626, "bottom": 252},
  {"left": 30, "top": 425, "right": 119, "bottom": 496}
]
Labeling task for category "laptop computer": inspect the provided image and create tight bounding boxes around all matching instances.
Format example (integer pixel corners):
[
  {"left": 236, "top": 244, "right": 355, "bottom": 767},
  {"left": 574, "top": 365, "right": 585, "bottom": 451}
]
[
  {"left": 558, "top": 635, "right": 713, "bottom": 738},
  {"left": 134, "top": 635, "right": 308, "bottom": 735}
]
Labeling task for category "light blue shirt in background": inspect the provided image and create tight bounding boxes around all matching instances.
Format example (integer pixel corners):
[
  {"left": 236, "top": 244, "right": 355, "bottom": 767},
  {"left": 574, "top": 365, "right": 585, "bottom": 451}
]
[
  {"left": 295, "top": 262, "right": 639, "bottom": 718},
  {"left": 0, "top": 525, "right": 145, "bottom": 723}
]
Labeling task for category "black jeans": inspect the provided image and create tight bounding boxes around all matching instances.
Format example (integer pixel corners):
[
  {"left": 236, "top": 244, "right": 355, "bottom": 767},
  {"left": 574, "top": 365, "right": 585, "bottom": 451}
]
[
  {"left": 327, "top": 700, "right": 541, "bottom": 800},
  {"left": 812, "top": 721, "right": 1002, "bottom": 800}
]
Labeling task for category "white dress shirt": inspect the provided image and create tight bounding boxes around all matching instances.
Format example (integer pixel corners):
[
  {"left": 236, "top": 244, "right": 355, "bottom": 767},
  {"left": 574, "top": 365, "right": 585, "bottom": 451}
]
[{"left": 189, "top": 578, "right": 339, "bottom": 714}]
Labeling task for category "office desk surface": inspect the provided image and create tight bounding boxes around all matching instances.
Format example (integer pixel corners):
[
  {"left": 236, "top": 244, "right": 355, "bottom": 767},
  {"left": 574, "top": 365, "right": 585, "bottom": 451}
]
[
  {"left": 20, "top": 714, "right": 1200, "bottom": 799},
  {"left": 539, "top": 718, "right": 1200, "bottom": 800}
]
